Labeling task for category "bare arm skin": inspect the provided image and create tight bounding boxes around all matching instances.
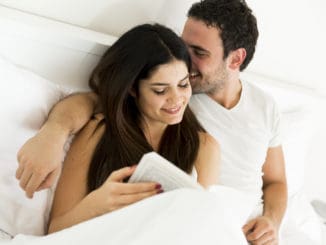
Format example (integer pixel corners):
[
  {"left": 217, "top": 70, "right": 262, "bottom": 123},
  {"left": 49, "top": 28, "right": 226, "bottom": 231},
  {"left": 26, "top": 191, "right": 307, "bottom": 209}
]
[
  {"left": 243, "top": 146, "right": 287, "bottom": 245},
  {"left": 48, "top": 115, "right": 161, "bottom": 234},
  {"left": 16, "top": 92, "right": 98, "bottom": 198},
  {"left": 195, "top": 132, "right": 220, "bottom": 188}
]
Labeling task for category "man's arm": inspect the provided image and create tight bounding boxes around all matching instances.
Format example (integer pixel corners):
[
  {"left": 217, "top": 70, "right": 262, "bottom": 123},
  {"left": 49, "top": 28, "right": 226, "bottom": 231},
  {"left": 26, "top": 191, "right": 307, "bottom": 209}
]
[
  {"left": 262, "top": 146, "right": 287, "bottom": 228},
  {"left": 243, "top": 146, "right": 287, "bottom": 245},
  {"left": 44, "top": 92, "right": 98, "bottom": 135},
  {"left": 16, "top": 92, "right": 98, "bottom": 198}
]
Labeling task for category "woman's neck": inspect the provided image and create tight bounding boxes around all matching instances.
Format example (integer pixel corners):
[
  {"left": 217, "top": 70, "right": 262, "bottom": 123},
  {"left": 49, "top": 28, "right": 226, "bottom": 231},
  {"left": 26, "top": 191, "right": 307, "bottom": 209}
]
[{"left": 142, "top": 120, "right": 167, "bottom": 151}]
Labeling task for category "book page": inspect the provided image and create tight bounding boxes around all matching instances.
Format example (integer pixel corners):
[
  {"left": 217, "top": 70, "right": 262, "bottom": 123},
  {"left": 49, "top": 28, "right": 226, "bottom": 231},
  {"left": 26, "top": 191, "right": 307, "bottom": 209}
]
[{"left": 128, "top": 152, "right": 203, "bottom": 191}]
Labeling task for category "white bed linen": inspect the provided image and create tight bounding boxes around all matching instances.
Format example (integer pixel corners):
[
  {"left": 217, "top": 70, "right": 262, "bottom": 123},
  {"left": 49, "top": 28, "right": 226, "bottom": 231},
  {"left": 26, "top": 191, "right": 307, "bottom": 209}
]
[
  {"left": 4, "top": 188, "right": 257, "bottom": 245},
  {"left": 0, "top": 56, "right": 68, "bottom": 237},
  {"left": 280, "top": 191, "right": 324, "bottom": 245},
  {"left": 3, "top": 188, "right": 324, "bottom": 245}
]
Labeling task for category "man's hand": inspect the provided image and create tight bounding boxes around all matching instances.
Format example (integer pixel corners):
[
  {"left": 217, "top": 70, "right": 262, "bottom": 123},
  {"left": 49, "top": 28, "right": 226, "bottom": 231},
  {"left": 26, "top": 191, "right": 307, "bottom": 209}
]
[
  {"left": 16, "top": 123, "right": 69, "bottom": 199},
  {"left": 242, "top": 216, "right": 279, "bottom": 245}
]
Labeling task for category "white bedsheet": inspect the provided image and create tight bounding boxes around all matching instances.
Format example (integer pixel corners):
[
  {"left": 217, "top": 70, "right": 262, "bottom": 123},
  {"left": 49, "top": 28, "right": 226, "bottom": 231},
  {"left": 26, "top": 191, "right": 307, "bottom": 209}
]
[
  {"left": 1, "top": 187, "right": 325, "bottom": 245},
  {"left": 4, "top": 187, "right": 257, "bottom": 245},
  {"left": 280, "top": 191, "right": 324, "bottom": 245},
  {"left": 0, "top": 189, "right": 326, "bottom": 245}
]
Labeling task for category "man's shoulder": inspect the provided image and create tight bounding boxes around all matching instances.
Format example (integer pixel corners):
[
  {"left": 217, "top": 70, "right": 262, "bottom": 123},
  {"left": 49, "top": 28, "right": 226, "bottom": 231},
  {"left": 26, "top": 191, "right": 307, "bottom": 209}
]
[
  {"left": 189, "top": 93, "right": 210, "bottom": 106},
  {"left": 243, "top": 80, "right": 277, "bottom": 106}
]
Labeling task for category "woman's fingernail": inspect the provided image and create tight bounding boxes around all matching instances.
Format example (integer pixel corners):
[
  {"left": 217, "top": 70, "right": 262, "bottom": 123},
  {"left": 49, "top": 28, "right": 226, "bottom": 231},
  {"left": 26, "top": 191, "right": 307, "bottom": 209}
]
[
  {"left": 155, "top": 184, "right": 162, "bottom": 189},
  {"left": 157, "top": 189, "right": 164, "bottom": 194}
]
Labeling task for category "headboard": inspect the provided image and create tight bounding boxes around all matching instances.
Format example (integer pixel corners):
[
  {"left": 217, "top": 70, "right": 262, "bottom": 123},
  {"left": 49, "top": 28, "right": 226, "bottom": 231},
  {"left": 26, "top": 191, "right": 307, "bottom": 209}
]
[{"left": 0, "top": 4, "right": 116, "bottom": 90}]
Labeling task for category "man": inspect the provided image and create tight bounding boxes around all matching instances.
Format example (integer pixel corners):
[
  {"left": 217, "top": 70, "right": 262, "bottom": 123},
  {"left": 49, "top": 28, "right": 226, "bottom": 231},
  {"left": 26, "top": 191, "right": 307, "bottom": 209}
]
[{"left": 17, "top": 0, "right": 287, "bottom": 244}]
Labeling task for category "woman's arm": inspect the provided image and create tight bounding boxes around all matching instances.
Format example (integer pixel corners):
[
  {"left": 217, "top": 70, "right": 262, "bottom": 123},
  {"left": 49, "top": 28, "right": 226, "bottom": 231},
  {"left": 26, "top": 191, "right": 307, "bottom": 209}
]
[
  {"left": 48, "top": 115, "right": 161, "bottom": 233},
  {"left": 194, "top": 133, "right": 220, "bottom": 188},
  {"left": 16, "top": 92, "right": 97, "bottom": 198}
]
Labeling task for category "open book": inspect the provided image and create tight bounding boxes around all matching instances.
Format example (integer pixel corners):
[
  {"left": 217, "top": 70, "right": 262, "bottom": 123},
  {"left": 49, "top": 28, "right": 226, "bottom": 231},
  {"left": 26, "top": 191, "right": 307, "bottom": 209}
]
[{"left": 128, "top": 152, "right": 203, "bottom": 191}]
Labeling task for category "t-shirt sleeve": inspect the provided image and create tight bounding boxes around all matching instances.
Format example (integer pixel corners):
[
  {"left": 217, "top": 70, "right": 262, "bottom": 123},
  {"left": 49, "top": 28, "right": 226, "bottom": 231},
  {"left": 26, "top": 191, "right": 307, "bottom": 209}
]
[{"left": 269, "top": 101, "right": 282, "bottom": 147}]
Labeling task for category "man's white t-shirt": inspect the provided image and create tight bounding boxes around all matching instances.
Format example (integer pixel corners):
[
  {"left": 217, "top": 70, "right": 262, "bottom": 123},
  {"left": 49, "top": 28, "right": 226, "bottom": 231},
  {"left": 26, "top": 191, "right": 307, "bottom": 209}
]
[{"left": 189, "top": 80, "right": 282, "bottom": 204}]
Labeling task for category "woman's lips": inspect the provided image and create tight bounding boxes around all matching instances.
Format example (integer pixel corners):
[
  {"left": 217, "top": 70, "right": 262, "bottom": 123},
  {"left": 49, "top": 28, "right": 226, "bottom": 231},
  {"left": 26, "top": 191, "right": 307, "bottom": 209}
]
[{"left": 161, "top": 106, "right": 182, "bottom": 114}]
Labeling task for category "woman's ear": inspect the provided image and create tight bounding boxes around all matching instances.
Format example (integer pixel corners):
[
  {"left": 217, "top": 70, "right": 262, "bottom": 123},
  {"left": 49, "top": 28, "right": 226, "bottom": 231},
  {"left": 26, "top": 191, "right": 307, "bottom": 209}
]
[{"left": 228, "top": 48, "right": 246, "bottom": 70}]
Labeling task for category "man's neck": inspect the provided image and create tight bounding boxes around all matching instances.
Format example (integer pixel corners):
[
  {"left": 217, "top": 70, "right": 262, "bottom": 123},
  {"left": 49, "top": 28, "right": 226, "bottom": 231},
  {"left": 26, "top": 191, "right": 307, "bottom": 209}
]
[{"left": 207, "top": 79, "right": 242, "bottom": 110}]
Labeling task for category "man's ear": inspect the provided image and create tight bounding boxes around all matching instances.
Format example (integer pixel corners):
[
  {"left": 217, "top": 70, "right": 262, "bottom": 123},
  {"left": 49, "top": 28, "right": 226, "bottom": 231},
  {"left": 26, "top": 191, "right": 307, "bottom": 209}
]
[{"left": 228, "top": 48, "right": 246, "bottom": 70}]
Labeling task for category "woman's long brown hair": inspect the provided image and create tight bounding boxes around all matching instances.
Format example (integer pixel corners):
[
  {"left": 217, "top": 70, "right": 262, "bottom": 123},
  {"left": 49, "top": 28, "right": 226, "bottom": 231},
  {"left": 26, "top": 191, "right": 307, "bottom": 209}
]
[{"left": 87, "top": 24, "right": 205, "bottom": 192}]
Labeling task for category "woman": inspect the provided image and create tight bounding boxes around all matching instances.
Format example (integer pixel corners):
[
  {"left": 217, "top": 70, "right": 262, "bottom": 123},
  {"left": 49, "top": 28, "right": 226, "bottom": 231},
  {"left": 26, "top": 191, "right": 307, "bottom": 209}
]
[{"left": 48, "top": 23, "right": 220, "bottom": 233}]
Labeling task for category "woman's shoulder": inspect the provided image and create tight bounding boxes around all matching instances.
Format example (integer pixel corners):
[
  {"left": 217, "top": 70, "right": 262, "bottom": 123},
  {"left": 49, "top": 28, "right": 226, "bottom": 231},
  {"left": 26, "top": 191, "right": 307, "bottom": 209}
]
[
  {"left": 195, "top": 132, "right": 220, "bottom": 187},
  {"left": 198, "top": 132, "right": 220, "bottom": 150}
]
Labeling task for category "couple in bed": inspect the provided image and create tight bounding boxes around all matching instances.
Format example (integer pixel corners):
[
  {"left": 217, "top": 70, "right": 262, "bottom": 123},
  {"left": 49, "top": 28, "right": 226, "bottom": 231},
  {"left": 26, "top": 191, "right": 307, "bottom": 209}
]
[{"left": 17, "top": 0, "right": 287, "bottom": 244}]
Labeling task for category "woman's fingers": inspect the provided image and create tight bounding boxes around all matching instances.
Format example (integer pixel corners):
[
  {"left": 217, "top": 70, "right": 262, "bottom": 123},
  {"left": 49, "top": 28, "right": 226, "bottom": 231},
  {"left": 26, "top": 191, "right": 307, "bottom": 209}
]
[
  {"left": 98, "top": 165, "right": 164, "bottom": 213},
  {"left": 105, "top": 167, "right": 161, "bottom": 194},
  {"left": 114, "top": 182, "right": 161, "bottom": 195},
  {"left": 118, "top": 189, "right": 162, "bottom": 206},
  {"left": 107, "top": 166, "right": 137, "bottom": 182}
]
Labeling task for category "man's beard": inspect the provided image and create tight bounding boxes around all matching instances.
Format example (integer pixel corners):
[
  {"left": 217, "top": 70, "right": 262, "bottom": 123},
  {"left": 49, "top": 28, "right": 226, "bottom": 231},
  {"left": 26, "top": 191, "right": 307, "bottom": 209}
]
[{"left": 190, "top": 66, "right": 228, "bottom": 94}]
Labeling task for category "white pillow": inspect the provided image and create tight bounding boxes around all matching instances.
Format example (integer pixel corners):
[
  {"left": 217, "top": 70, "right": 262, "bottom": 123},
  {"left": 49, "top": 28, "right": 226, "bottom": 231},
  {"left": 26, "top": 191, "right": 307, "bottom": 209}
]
[
  {"left": 249, "top": 81, "right": 320, "bottom": 197},
  {"left": 280, "top": 108, "right": 317, "bottom": 196},
  {"left": 12, "top": 188, "right": 257, "bottom": 245},
  {"left": 0, "top": 56, "right": 70, "bottom": 236}
]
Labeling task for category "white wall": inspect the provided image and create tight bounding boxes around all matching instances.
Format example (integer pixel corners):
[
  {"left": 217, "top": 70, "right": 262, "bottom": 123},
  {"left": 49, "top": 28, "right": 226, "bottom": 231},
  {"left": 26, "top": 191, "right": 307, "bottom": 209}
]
[
  {"left": 0, "top": 0, "right": 166, "bottom": 36},
  {"left": 247, "top": 0, "right": 326, "bottom": 96}
]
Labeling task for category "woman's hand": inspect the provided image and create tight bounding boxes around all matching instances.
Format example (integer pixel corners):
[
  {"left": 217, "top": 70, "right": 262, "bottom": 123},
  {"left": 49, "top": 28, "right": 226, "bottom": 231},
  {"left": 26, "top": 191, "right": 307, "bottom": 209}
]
[
  {"left": 48, "top": 165, "right": 162, "bottom": 233},
  {"left": 92, "top": 166, "right": 163, "bottom": 214}
]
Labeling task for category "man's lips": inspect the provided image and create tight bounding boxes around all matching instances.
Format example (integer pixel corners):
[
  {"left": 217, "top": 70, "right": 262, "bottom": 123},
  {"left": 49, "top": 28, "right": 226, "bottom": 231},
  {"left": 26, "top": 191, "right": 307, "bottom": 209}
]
[{"left": 190, "top": 72, "right": 200, "bottom": 80}]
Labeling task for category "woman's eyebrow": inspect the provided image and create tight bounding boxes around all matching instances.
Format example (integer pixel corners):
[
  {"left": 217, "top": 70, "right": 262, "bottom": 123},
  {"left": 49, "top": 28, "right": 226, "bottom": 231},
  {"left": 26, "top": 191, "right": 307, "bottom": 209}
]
[
  {"left": 150, "top": 74, "right": 189, "bottom": 86},
  {"left": 180, "top": 74, "right": 190, "bottom": 82}
]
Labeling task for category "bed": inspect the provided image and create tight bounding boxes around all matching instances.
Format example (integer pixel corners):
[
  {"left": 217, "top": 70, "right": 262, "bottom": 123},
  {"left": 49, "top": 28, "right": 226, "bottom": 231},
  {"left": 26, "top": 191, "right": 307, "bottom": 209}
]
[{"left": 0, "top": 4, "right": 325, "bottom": 245}]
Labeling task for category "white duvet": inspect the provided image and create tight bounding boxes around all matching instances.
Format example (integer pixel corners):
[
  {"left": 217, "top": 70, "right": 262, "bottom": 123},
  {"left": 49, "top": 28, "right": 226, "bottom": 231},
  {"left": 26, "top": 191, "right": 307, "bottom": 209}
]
[
  {"left": 4, "top": 187, "right": 256, "bottom": 245},
  {"left": 3, "top": 187, "right": 324, "bottom": 245}
]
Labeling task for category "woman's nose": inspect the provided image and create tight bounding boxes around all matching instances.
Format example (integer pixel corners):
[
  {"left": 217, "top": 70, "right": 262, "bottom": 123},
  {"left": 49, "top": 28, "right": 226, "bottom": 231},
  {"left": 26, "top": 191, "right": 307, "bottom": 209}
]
[{"left": 167, "top": 90, "right": 183, "bottom": 104}]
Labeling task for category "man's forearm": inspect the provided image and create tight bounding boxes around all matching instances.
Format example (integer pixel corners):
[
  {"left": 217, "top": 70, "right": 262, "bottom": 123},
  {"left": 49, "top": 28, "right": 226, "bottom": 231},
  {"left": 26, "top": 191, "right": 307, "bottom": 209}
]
[
  {"left": 262, "top": 181, "right": 287, "bottom": 228},
  {"left": 46, "top": 92, "right": 98, "bottom": 135}
]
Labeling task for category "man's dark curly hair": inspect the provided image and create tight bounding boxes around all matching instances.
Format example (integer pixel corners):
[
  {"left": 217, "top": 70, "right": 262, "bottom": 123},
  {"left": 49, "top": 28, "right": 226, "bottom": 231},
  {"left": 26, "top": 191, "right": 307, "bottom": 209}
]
[{"left": 187, "top": 0, "right": 259, "bottom": 71}]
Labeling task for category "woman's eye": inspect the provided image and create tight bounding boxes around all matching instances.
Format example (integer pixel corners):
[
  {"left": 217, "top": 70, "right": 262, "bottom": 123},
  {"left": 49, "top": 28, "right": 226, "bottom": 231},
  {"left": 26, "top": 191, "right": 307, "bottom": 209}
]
[
  {"left": 179, "top": 82, "right": 190, "bottom": 88},
  {"left": 153, "top": 89, "right": 166, "bottom": 95}
]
